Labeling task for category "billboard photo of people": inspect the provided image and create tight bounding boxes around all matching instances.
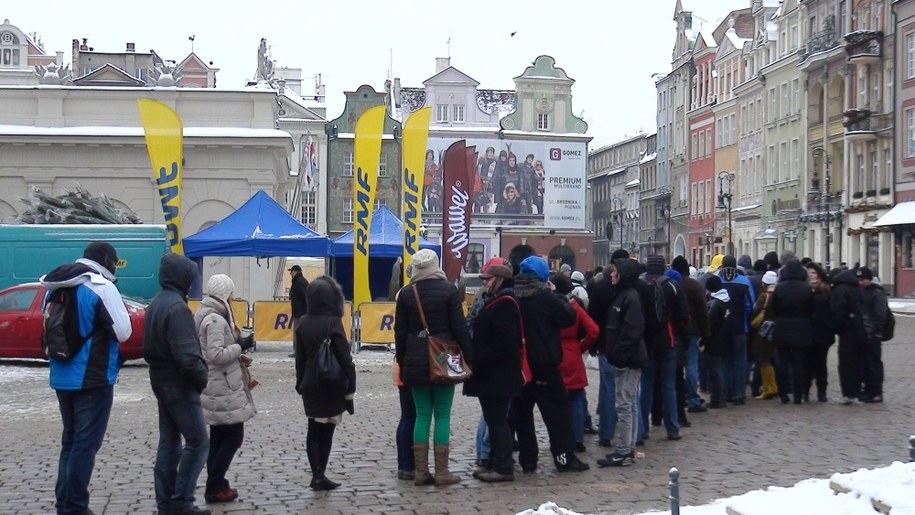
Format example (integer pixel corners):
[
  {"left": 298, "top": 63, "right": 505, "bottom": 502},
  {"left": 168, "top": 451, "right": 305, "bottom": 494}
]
[{"left": 422, "top": 137, "right": 586, "bottom": 229}]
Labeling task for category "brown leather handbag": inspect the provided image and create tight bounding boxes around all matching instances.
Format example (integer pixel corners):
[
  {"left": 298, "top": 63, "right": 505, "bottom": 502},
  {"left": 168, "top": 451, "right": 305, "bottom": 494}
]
[{"left": 411, "top": 285, "right": 472, "bottom": 384}]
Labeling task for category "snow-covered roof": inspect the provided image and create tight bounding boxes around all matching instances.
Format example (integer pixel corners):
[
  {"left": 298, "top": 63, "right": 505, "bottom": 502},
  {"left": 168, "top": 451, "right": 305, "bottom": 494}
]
[
  {"left": 599, "top": 167, "right": 627, "bottom": 178},
  {"left": 733, "top": 203, "right": 762, "bottom": 212},
  {"left": 0, "top": 125, "right": 292, "bottom": 139},
  {"left": 700, "top": 31, "right": 717, "bottom": 47},
  {"left": 639, "top": 151, "right": 657, "bottom": 164},
  {"left": 626, "top": 178, "right": 640, "bottom": 187},
  {"left": 726, "top": 31, "right": 751, "bottom": 49}
]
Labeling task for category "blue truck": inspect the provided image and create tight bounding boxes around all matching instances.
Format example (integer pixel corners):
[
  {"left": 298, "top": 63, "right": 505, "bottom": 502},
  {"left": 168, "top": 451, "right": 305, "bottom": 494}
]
[{"left": 0, "top": 224, "right": 169, "bottom": 301}]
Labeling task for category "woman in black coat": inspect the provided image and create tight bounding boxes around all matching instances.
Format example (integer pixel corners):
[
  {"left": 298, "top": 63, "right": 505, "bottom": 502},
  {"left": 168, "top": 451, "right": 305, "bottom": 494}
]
[
  {"left": 463, "top": 258, "right": 522, "bottom": 482},
  {"left": 294, "top": 276, "right": 356, "bottom": 491},
  {"left": 804, "top": 262, "right": 834, "bottom": 402},
  {"left": 770, "top": 260, "right": 813, "bottom": 404},
  {"left": 394, "top": 249, "right": 471, "bottom": 487}
]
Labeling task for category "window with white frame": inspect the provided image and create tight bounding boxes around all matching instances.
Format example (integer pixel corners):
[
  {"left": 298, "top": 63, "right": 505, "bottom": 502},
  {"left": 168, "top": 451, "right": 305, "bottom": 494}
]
[
  {"left": 780, "top": 142, "right": 788, "bottom": 182},
  {"left": 679, "top": 175, "right": 688, "bottom": 206},
  {"left": 858, "top": 74, "right": 866, "bottom": 108},
  {"left": 373, "top": 198, "right": 386, "bottom": 210},
  {"left": 781, "top": 83, "right": 789, "bottom": 118},
  {"left": 705, "top": 130, "right": 712, "bottom": 156},
  {"left": 301, "top": 191, "right": 317, "bottom": 228},
  {"left": 692, "top": 134, "right": 698, "bottom": 159},
  {"left": 436, "top": 104, "right": 448, "bottom": 122},
  {"left": 768, "top": 88, "right": 777, "bottom": 122},
  {"left": 884, "top": 147, "right": 893, "bottom": 191},
  {"left": 792, "top": 139, "right": 799, "bottom": 180},
  {"left": 537, "top": 113, "right": 550, "bottom": 130},
  {"left": 870, "top": 148, "right": 878, "bottom": 192},
  {"left": 768, "top": 145, "right": 776, "bottom": 185},
  {"left": 453, "top": 105, "right": 465, "bottom": 123},
  {"left": 692, "top": 182, "right": 699, "bottom": 214},
  {"left": 698, "top": 132, "right": 705, "bottom": 157},
  {"left": 730, "top": 113, "right": 736, "bottom": 143},
  {"left": 698, "top": 181, "right": 705, "bottom": 214},
  {"left": 342, "top": 198, "right": 354, "bottom": 224},
  {"left": 856, "top": 154, "right": 865, "bottom": 193},
  {"left": 716, "top": 120, "right": 722, "bottom": 147},
  {"left": 908, "top": 108, "right": 915, "bottom": 157},
  {"left": 908, "top": 33, "right": 915, "bottom": 79},
  {"left": 792, "top": 79, "right": 800, "bottom": 114},
  {"left": 378, "top": 153, "right": 387, "bottom": 177},
  {"left": 705, "top": 179, "right": 712, "bottom": 214},
  {"left": 344, "top": 151, "right": 354, "bottom": 176}
]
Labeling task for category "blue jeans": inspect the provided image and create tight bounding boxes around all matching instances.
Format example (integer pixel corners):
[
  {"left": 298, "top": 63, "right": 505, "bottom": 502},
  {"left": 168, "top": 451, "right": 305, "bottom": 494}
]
[
  {"left": 596, "top": 354, "right": 617, "bottom": 441},
  {"left": 55, "top": 385, "right": 114, "bottom": 515},
  {"left": 722, "top": 334, "right": 748, "bottom": 401},
  {"left": 639, "top": 346, "right": 679, "bottom": 439},
  {"left": 475, "top": 415, "right": 491, "bottom": 460},
  {"left": 568, "top": 389, "right": 585, "bottom": 444},
  {"left": 685, "top": 335, "right": 702, "bottom": 407},
  {"left": 152, "top": 385, "right": 209, "bottom": 512},
  {"left": 396, "top": 386, "right": 416, "bottom": 471}
]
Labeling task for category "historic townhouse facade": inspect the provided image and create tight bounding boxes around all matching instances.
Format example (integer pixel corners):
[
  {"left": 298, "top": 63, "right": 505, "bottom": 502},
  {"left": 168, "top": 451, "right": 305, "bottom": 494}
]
[
  {"left": 840, "top": 0, "right": 895, "bottom": 289},
  {"left": 890, "top": 0, "right": 915, "bottom": 296},
  {"left": 687, "top": 31, "right": 718, "bottom": 266},
  {"left": 588, "top": 134, "right": 648, "bottom": 267},
  {"left": 638, "top": 134, "right": 662, "bottom": 261}
]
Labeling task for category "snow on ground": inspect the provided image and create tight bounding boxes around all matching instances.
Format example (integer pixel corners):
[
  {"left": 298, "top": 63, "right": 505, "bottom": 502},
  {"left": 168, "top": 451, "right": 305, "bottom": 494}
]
[{"left": 517, "top": 462, "right": 915, "bottom": 515}]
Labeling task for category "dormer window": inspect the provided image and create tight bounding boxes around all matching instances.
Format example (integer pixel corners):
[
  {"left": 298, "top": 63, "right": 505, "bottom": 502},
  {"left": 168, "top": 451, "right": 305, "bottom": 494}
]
[
  {"left": 537, "top": 113, "right": 550, "bottom": 130},
  {"left": 0, "top": 32, "right": 14, "bottom": 44},
  {"left": 452, "top": 105, "right": 465, "bottom": 123},
  {"left": 0, "top": 31, "right": 20, "bottom": 66}
]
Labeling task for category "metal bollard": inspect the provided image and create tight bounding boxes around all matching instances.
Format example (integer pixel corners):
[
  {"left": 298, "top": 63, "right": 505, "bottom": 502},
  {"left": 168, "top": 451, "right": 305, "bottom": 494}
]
[
  {"left": 910, "top": 436, "right": 915, "bottom": 462},
  {"left": 669, "top": 467, "right": 680, "bottom": 515}
]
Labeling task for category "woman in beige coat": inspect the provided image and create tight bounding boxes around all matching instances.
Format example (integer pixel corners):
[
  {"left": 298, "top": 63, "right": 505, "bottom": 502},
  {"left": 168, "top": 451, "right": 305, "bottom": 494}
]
[{"left": 195, "top": 274, "right": 256, "bottom": 504}]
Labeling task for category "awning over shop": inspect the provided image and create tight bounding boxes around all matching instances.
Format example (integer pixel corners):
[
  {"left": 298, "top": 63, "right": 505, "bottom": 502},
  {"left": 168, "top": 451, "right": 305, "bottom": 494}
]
[{"left": 873, "top": 201, "right": 915, "bottom": 227}]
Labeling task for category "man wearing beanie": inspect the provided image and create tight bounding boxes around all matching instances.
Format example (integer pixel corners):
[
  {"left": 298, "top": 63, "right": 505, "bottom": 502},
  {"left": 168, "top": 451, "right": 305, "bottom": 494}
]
[
  {"left": 144, "top": 254, "right": 211, "bottom": 515},
  {"left": 638, "top": 255, "right": 688, "bottom": 442},
  {"left": 39, "top": 241, "right": 132, "bottom": 515},
  {"left": 512, "top": 256, "right": 588, "bottom": 472},
  {"left": 717, "top": 255, "right": 756, "bottom": 405},
  {"left": 671, "top": 256, "right": 710, "bottom": 413}
]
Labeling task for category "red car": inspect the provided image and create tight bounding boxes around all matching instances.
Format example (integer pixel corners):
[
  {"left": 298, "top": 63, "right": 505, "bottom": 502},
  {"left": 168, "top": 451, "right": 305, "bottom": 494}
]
[{"left": 0, "top": 283, "right": 145, "bottom": 360}]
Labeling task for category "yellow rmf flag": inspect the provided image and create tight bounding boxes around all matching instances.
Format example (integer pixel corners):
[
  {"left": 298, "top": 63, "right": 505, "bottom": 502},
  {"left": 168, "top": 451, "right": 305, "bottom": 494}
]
[
  {"left": 401, "top": 107, "right": 431, "bottom": 285},
  {"left": 138, "top": 99, "right": 184, "bottom": 254},
  {"left": 353, "top": 106, "right": 386, "bottom": 308}
]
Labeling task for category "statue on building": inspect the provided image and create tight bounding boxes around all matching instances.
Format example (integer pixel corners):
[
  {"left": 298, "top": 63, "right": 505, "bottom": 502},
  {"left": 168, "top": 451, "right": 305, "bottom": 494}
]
[
  {"left": 256, "top": 38, "right": 275, "bottom": 83},
  {"left": 34, "top": 63, "right": 72, "bottom": 85},
  {"left": 147, "top": 61, "right": 182, "bottom": 87}
]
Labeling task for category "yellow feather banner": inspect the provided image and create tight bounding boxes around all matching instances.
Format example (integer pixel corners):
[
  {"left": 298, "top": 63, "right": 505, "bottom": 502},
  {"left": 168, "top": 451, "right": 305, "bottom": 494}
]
[
  {"left": 401, "top": 107, "right": 431, "bottom": 285},
  {"left": 353, "top": 106, "right": 386, "bottom": 308},
  {"left": 137, "top": 99, "right": 184, "bottom": 254}
]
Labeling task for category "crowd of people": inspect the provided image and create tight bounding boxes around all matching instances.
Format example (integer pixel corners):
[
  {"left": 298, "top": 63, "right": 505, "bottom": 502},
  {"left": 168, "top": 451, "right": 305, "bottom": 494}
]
[{"left": 41, "top": 240, "right": 894, "bottom": 514}]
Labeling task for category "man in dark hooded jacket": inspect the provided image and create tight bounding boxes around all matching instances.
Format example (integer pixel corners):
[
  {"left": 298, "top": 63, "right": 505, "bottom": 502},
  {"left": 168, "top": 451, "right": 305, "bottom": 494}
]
[
  {"left": 830, "top": 269, "right": 868, "bottom": 404},
  {"left": 718, "top": 255, "right": 755, "bottom": 405},
  {"left": 672, "top": 256, "right": 710, "bottom": 413},
  {"left": 856, "top": 267, "right": 887, "bottom": 403},
  {"left": 512, "top": 256, "right": 587, "bottom": 473},
  {"left": 596, "top": 258, "right": 646, "bottom": 467},
  {"left": 143, "top": 253, "right": 210, "bottom": 515}
]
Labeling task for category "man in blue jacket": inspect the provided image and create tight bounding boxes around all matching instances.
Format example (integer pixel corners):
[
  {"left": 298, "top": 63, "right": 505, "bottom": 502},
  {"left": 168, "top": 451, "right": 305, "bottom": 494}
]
[
  {"left": 143, "top": 254, "right": 210, "bottom": 515},
  {"left": 40, "top": 241, "right": 132, "bottom": 515},
  {"left": 718, "top": 255, "right": 756, "bottom": 405}
]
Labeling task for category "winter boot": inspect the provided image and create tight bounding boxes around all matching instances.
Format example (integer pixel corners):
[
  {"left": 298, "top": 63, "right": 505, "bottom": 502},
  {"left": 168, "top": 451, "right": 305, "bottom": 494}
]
[
  {"left": 413, "top": 443, "right": 434, "bottom": 486},
  {"left": 755, "top": 365, "right": 779, "bottom": 400},
  {"left": 432, "top": 444, "right": 461, "bottom": 486}
]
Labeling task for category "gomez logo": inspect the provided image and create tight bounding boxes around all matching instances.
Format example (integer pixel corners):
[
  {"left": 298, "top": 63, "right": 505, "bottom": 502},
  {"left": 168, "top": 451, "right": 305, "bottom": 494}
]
[{"left": 549, "top": 148, "right": 562, "bottom": 161}]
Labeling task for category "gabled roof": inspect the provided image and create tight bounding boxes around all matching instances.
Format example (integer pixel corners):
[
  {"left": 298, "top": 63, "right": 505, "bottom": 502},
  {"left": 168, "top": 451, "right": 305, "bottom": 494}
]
[
  {"left": 279, "top": 92, "right": 325, "bottom": 121},
  {"left": 423, "top": 65, "right": 480, "bottom": 86},
  {"left": 177, "top": 52, "right": 219, "bottom": 72},
  {"left": 72, "top": 63, "right": 145, "bottom": 86}
]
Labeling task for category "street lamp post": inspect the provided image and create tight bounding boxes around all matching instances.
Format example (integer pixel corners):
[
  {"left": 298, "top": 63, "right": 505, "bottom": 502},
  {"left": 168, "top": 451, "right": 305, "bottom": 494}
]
[
  {"left": 612, "top": 195, "right": 624, "bottom": 248},
  {"left": 801, "top": 147, "right": 843, "bottom": 270},
  {"left": 716, "top": 171, "right": 735, "bottom": 256},
  {"left": 657, "top": 186, "right": 672, "bottom": 261}
]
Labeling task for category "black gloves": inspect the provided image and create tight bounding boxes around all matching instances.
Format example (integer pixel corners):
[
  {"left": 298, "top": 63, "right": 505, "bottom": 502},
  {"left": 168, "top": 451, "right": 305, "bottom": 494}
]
[{"left": 238, "top": 332, "right": 255, "bottom": 352}]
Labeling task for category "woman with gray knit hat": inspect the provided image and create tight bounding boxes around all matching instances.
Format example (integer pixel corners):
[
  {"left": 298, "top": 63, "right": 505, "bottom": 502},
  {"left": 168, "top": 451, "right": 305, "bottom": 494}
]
[
  {"left": 394, "top": 249, "right": 472, "bottom": 486},
  {"left": 194, "top": 274, "right": 256, "bottom": 504}
]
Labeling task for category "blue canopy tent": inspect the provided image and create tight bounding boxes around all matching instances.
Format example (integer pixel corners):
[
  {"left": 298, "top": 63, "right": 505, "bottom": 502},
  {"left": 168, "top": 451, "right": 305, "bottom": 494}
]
[
  {"left": 330, "top": 205, "right": 440, "bottom": 301},
  {"left": 182, "top": 190, "right": 331, "bottom": 297}
]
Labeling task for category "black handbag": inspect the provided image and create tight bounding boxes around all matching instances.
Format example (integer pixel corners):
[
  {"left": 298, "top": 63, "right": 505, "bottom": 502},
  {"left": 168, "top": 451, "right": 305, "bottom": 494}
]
[{"left": 316, "top": 320, "right": 346, "bottom": 392}]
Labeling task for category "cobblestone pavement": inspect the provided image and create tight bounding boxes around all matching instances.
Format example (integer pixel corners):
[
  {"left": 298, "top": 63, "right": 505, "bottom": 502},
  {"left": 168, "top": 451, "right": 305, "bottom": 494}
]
[{"left": 2, "top": 318, "right": 915, "bottom": 515}]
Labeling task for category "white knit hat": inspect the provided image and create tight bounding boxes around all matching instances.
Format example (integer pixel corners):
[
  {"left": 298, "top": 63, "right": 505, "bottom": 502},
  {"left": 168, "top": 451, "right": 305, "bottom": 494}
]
[
  {"left": 206, "top": 274, "right": 235, "bottom": 302},
  {"left": 762, "top": 271, "right": 778, "bottom": 285},
  {"left": 411, "top": 249, "right": 439, "bottom": 270}
]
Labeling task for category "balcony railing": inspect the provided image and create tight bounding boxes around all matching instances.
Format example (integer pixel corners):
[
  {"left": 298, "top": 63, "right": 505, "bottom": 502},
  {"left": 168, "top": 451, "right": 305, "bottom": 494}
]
[
  {"left": 844, "top": 30, "right": 883, "bottom": 61},
  {"left": 801, "top": 30, "right": 839, "bottom": 61},
  {"left": 843, "top": 109, "right": 892, "bottom": 137}
]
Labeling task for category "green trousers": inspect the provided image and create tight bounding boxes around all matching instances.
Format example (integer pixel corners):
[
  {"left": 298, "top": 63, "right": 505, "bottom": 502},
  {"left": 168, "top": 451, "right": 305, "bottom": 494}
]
[{"left": 411, "top": 385, "right": 454, "bottom": 445}]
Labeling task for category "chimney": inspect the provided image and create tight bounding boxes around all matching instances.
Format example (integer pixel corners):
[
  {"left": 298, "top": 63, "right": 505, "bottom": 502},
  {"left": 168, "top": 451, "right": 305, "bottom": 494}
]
[
  {"left": 435, "top": 57, "right": 451, "bottom": 74},
  {"left": 126, "top": 42, "right": 135, "bottom": 52},
  {"left": 81, "top": 38, "right": 88, "bottom": 51}
]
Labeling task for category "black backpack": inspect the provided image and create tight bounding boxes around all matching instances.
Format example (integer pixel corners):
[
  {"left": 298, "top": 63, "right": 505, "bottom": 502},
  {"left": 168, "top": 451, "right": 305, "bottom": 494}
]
[
  {"left": 42, "top": 287, "right": 85, "bottom": 360},
  {"left": 647, "top": 275, "right": 673, "bottom": 325},
  {"left": 881, "top": 308, "right": 895, "bottom": 342}
]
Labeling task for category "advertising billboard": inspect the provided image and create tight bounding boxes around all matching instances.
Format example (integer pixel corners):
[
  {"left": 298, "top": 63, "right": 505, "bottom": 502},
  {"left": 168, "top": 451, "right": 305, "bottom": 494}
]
[{"left": 421, "top": 137, "right": 587, "bottom": 230}]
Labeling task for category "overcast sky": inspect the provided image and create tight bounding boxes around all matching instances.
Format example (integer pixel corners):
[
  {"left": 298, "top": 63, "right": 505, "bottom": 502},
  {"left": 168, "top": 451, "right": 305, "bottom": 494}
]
[{"left": 5, "top": 0, "right": 742, "bottom": 147}]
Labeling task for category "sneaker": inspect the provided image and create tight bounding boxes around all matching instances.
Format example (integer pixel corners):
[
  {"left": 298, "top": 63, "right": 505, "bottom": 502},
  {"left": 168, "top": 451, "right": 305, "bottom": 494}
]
[
  {"left": 554, "top": 453, "right": 589, "bottom": 472},
  {"left": 204, "top": 488, "right": 238, "bottom": 503},
  {"left": 839, "top": 396, "right": 858, "bottom": 405},
  {"left": 687, "top": 404, "right": 708, "bottom": 413},
  {"left": 584, "top": 425, "right": 598, "bottom": 435},
  {"left": 597, "top": 451, "right": 634, "bottom": 467},
  {"left": 861, "top": 395, "right": 883, "bottom": 404}
]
